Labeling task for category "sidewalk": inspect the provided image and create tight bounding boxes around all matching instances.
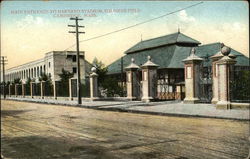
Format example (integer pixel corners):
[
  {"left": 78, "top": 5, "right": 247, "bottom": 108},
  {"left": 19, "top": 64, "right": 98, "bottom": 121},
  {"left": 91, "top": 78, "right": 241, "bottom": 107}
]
[{"left": 2, "top": 97, "right": 249, "bottom": 121}]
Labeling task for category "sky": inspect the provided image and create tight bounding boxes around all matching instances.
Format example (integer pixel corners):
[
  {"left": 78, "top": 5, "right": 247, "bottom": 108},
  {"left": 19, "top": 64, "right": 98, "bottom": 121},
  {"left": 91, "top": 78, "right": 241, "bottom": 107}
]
[{"left": 1, "top": 1, "right": 249, "bottom": 69}]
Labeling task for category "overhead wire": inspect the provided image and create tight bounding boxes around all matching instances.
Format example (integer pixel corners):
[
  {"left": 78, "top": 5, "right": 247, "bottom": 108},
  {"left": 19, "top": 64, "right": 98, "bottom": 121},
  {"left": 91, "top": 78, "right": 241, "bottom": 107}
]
[{"left": 64, "top": 2, "right": 203, "bottom": 51}]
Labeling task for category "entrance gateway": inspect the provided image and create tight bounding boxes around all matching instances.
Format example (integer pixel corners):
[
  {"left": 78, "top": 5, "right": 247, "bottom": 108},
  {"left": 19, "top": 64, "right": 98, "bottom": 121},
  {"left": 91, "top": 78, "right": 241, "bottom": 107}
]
[{"left": 198, "top": 54, "right": 213, "bottom": 103}]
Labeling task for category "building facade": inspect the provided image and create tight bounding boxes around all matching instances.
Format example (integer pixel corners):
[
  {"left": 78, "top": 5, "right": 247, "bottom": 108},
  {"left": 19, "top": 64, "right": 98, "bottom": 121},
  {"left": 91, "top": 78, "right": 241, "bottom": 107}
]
[
  {"left": 5, "top": 51, "right": 91, "bottom": 83},
  {"left": 107, "top": 32, "right": 249, "bottom": 102}
]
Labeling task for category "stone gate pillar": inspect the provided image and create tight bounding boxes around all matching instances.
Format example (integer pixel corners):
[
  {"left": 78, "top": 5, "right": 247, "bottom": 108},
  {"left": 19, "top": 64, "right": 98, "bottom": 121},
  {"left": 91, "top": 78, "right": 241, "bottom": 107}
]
[
  {"left": 90, "top": 67, "right": 99, "bottom": 101},
  {"left": 141, "top": 56, "right": 159, "bottom": 103},
  {"left": 216, "top": 46, "right": 236, "bottom": 109},
  {"left": 22, "top": 83, "right": 26, "bottom": 97},
  {"left": 182, "top": 48, "right": 203, "bottom": 104},
  {"left": 210, "top": 43, "right": 236, "bottom": 104},
  {"left": 210, "top": 51, "right": 223, "bottom": 104},
  {"left": 125, "top": 58, "right": 140, "bottom": 100}
]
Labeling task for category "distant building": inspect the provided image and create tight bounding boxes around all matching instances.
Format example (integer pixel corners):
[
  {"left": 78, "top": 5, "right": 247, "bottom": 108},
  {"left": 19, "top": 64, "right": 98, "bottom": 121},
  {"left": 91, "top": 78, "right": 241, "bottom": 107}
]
[
  {"left": 5, "top": 51, "right": 92, "bottom": 83},
  {"left": 107, "top": 32, "right": 249, "bottom": 101}
]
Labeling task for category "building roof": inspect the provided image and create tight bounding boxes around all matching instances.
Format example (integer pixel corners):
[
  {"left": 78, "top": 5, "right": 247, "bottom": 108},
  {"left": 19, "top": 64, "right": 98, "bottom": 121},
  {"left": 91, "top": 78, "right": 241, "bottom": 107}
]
[
  {"left": 125, "top": 32, "right": 201, "bottom": 54},
  {"left": 107, "top": 42, "right": 249, "bottom": 75}
]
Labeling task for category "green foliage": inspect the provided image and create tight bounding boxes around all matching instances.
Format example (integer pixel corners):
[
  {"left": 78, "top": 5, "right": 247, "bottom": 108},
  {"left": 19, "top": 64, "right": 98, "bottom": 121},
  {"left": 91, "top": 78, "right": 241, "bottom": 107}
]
[
  {"left": 92, "top": 58, "right": 124, "bottom": 97},
  {"left": 57, "top": 69, "right": 73, "bottom": 97},
  {"left": 13, "top": 78, "right": 21, "bottom": 84},
  {"left": 26, "top": 78, "right": 32, "bottom": 85},
  {"left": 101, "top": 77, "right": 124, "bottom": 97},
  {"left": 59, "top": 69, "right": 74, "bottom": 83},
  {"left": 92, "top": 57, "right": 108, "bottom": 85},
  {"left": 25, "top": 78, "right": 32, "bottom": 95},
  {"left": 6, "top": 81, "right": 10, "bottom": 86},
  {"left": 39, "top": 73, "right": 52, "bottom": 82}
]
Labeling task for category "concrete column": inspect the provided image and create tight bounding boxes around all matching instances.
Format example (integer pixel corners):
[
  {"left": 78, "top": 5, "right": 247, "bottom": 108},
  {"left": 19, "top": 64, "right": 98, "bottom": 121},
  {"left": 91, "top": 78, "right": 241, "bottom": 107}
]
[
  {"left": 22, "top": 83, "right": 26, "bottom": 97},
  {"left": 216, "top": 46, "right": 236, "bottom": 109},
  {"left": 182, "top": 48, "right": 203, "bottom": 104},
  {"left": 69, "top": 78, "right": 74, "bottom": 101},
  {"left": 15, "top": 84, "right": 18, "bottom": 97},
  {"left": 141, "top": 56, "right": 159, "bottom": 103},
  {"left": 30, "top": 82, "right": 34, "bottom": 98},
  {"left": 125, "top": 58, "right": 140, "bottom": 100},
  {"left": 41, "top": 81, "right": 45, "bottom": 99},
  {"left": 90, "top": 67, "right": 99, "bottom": 101},
  {"left": 9, "top": 84, "right": 11, "bottom": 96},
  {"left": 53, "top": 81, "right": 57, "bottom": 100}
]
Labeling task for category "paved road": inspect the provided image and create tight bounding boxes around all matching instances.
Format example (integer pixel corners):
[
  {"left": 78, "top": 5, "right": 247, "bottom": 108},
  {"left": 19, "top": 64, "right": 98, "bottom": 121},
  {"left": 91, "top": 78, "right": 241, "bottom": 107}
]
[{"left": 1, "top": 100, "right": 249, "bottom": 159}]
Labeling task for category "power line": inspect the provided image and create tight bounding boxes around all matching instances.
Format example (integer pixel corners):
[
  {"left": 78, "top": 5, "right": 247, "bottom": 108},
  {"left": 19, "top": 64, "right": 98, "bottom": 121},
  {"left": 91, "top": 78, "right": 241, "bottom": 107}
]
[
  {"left": 68, "top": 17, "right": 85, "bottom": 105},
  {"left": 64, "top": 2, "right": 203, "bottom": 51}
]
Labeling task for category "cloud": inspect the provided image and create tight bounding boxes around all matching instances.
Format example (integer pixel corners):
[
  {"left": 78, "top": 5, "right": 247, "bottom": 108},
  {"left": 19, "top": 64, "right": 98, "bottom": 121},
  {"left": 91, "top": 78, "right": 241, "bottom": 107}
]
[
  {"left": 178, "top": 10, "right": 196, "bottom": 23},
  {"left": 16, "top": 15, "right": 46, "bottom": 29}
]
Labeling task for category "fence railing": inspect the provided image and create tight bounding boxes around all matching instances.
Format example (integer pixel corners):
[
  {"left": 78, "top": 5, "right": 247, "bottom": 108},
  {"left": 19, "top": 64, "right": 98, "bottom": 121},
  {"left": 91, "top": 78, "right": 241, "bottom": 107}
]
[
  {"left": 230, "top": 70, "right": 250, "bottom": 103},
  {"left": 0, "top": 78, "right": 91, "bottom": 99}
]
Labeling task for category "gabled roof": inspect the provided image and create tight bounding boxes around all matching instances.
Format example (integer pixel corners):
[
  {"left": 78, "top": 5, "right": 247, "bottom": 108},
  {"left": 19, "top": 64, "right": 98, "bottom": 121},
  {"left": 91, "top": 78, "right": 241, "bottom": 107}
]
[
  {"left": 107, "top": 42, "right": 249, "bottom": 75},
  {"left": 125, "top": 32, "right": 201, "bottom": 54}
]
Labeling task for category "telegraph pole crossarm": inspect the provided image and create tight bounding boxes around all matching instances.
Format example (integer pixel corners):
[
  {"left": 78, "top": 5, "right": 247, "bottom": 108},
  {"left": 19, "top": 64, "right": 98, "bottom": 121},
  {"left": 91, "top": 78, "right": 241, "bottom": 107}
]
[{"left": 68, "top": 17, "right": 85, "bottom": 104}]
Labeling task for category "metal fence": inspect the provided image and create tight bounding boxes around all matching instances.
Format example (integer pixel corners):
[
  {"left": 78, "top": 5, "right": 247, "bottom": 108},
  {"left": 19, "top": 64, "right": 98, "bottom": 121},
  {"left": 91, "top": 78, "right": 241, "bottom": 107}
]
[
  {"left": 230, "top": 69, "right": 250, "bottom": 103},
  {"left": 44, "top": 81, "right": 53, "bottom": 96},
  {"left": 70, "top": 78, "right": 90, "bottom": 98},
  {"left": 56, "top": 81, "right": 69, "bottom": 97},
  {"left": 16, "top": 84, "right": 22, "bottom": 96},
  {"left": 32, "top": 83, "right": 41, "bottom": 96},
  {"left": 25, "top": 84, "right": 31, "bottom": 96}
]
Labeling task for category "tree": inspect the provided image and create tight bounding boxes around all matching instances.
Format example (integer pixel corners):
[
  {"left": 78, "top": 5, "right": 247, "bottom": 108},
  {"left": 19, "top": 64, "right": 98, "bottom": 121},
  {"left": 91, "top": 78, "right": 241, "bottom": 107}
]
[
  {"left": 101, "top": 77, "right": 124, "bottom": 97},
  {"left": 58, "top": 69, "right": 74, "bottom": 96},
  {"left": 59, "top": 69, "right": 74, "bottom": 83},
  {"left": 39, "top": 73, "right": 51, "bottom": 82},
  {"left": 13, "top": 78, "right": 21, "bottom": 84},
  {"left": 92, "top": 58, "right": 124, "bottom": 97},
  {"left": 25, "top": 78, "right": 32, "bottom": 95},
  {"left": 92, "top": 57, "right": 108, "bottom": 86}
]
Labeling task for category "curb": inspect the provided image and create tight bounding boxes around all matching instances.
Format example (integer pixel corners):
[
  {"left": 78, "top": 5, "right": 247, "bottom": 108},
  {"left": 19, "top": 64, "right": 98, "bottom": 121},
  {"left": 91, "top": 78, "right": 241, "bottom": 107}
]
[{"left": 2, "top": 98, "right": 249, "bottom": 121}]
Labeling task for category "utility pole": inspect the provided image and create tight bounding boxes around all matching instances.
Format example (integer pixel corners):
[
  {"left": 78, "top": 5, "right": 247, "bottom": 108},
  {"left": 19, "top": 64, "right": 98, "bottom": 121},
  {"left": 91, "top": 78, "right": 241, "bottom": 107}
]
[
  {"left": 0, "top": 56, "right": 7, "bottom": 99},
  {"left": 68, "top": 17, "right": 85, "bottom": 104}
]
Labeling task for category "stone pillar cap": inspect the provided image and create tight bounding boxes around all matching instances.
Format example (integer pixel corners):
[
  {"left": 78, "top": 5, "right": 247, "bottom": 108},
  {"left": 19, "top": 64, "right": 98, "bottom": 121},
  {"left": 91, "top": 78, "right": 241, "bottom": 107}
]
[
  {"left": 228, "top": 53, "right": 236, "bottom": 59},
  {"left": 210, "top": 51, "right": 223, "bottom": 60},
  {"left": 141, "top": 56, "right": 159, "bottom": 68},
  {"left": 182, "top": 48, "right": 203, "bottom": 62},
  {"left": 90, "top": 67, "right": 98, "bottom": 76},
  {"left": 125, "top": 58, "right": 140, "bottom": 70},
  {"left": 217, "top": 55, "right": 237, "bottom": 64}
]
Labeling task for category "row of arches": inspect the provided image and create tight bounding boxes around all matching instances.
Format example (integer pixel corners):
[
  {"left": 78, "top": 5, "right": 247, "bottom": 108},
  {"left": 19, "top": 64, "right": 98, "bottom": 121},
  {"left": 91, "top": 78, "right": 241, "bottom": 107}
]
[{"left": 6, "top": 65, "right": 46, "bottom": 82}]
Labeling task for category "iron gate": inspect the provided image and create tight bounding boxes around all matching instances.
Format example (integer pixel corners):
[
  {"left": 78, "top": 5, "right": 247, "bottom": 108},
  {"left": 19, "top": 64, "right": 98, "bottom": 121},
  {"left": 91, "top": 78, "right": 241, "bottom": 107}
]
[
  {"left": 135, "top": 70, "right": 142, "bottom": 100},
  {"left": 198, "top": 59, "right": 213, "bottom": 103},
  {"left": 155, "top": 71, "right": 178, "bottom": 101}
]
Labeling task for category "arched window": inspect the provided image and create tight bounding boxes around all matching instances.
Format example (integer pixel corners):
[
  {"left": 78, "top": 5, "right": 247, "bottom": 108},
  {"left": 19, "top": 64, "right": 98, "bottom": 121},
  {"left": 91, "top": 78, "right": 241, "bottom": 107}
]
[
  {"left": 40, "top": 66, "right": 42, "bottom": 75},
  {"left": 34, "top": 68, "right": 36, "bottom": 77},
  {"left": 37, "top": 66, "right": 39, "bottom": 77}
]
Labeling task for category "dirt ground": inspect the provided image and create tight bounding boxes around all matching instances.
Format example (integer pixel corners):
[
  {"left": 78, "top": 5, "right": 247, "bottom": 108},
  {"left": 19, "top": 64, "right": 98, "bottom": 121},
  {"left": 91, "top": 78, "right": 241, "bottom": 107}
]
[{"left": 1, "top": 100, "right": 249, "bottom": 159}]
